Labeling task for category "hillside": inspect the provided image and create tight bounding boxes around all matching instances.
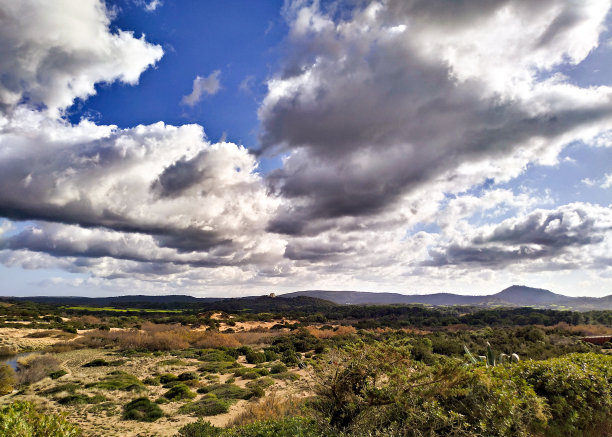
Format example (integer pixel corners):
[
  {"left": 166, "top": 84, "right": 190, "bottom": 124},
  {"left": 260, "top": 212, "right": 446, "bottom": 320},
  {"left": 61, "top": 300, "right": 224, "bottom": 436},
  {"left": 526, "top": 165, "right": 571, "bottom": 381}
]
[{"left": 282, "top": 286, "right": 612, "bottom": 311}]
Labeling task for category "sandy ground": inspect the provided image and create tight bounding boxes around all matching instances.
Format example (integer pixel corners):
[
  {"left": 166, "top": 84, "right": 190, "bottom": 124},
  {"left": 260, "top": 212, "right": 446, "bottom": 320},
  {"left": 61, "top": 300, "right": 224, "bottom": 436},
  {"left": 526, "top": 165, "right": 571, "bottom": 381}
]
[
  {"left": 0, "top": 327, "right": 76, "bottom": 353},
  {"left": 0, "top": 346, "right": 312, "bottom": 437}
]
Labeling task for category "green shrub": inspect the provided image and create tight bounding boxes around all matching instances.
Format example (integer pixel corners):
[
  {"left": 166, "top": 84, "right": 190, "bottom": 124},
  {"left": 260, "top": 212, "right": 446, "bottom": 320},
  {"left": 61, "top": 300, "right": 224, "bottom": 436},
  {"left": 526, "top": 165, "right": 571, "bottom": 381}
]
[
  {"left": 163, "top": 384, "right": 197, "bottom": 401},
  {"left": 178, "top": 371, "right": 199, "bottom": 381},
  {"left": 57, "top": 394, "right": 106, "bottom": 406},
  {"left": 143, "top": 376, "right": 160, "bottom": 386},
  {"left": 0, "top": 401, "right": 80, "bottom": 436},
  {"left": 245, "top": 351, "right": 266, "bottom": 365},
  {"left": 177, "top": 419, "right": 222, "bottom": 436},
  {"left": 197, "top": 383, "right": 252, "bottom": 400},
  {"left": 224, "top": 417, "right": 322, "bottom": 437},
  {"left": 82, "top": 358, "right": 125, "bottom": 367},
  {"left": 123, "top": 397, "right": 163, "bottom": 422},
  {"left": 509, "top": 353, "right": 612, "bottom": 435},
  {"left": 269, "top": 363, "right": 287, "bottom": 374},
  {"left": 86, "top": 371, "right": 144, "bottom": 391},
  {"left": 0, "top": 364, "right": 16, "bottom": 395},
  {"left": 159, "top": 373, "right": 178, "bottom": 384},
  {"left": 49, "top": 370, "right": 68, "bottom": 380},
  {"left": 246, "top": 377, "right": 274, "bottom": 390},
  {"left": 179, "top": 397, "right": 230, "bottom": 416}
]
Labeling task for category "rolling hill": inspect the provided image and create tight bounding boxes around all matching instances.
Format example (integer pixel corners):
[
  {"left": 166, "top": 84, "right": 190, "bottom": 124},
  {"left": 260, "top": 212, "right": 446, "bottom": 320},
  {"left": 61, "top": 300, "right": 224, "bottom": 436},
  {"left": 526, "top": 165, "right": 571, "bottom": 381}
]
[{"left": 282, "top": 285, "right": 612, "bottom": 311}]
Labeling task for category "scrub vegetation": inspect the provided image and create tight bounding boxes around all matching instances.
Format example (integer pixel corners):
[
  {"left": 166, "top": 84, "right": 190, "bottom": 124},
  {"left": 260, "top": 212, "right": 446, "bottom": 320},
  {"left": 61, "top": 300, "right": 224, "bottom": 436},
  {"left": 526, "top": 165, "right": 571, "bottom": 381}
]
[{"left": 0, "top": 296, "right": 610, "bottom": 436}]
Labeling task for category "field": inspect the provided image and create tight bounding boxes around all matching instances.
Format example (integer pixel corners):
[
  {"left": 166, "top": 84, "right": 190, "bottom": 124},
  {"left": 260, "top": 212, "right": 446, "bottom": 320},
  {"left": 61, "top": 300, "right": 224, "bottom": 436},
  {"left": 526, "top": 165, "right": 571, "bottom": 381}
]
[{"left": 1, "top": 297, "right": 611, "bottom": 436}]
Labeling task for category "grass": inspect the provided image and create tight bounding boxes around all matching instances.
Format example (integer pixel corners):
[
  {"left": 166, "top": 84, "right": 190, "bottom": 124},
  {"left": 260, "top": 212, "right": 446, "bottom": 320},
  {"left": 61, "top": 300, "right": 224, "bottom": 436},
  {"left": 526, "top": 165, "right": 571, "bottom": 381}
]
[{"left": 64, "top": 306, "right": 181, "bottom": 313}]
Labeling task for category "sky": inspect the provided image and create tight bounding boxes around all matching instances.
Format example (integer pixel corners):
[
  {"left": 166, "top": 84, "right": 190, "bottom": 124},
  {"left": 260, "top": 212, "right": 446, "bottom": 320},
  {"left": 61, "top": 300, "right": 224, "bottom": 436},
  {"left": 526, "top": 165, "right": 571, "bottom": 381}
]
[{"left": 0, "top": 0, "right": 612, "bottom": 298}]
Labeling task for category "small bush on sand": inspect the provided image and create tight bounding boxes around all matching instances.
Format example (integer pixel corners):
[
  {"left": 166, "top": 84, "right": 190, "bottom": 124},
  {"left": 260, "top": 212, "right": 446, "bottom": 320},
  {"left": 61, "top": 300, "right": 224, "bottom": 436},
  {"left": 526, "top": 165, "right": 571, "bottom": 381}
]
[
  {"left": 123, "top": 397, "right": 163, "bottom": 422},
  {"left": 86, "top": 371, "right": 144, "bottom": 392},
  {"left": 163, "top": 384, "right": 197, "bottom": 401},
  {"left": 270, "top": 363, "right": 287, "bottom": 374},
  {"left": 0, "top": 364, "right": 16, "bottom": 395},
  {"left": 178, "top": 371, "right": 199, "bottom": 381},
  {"left": 197, "top": 383, "right": 252, "bottom": 400},
  {"left": 180, "top": 397, "right": 230, "bottom": 416},
  {"left": 159, "top": 373, "right": 178, "bottom": 384},
  {"left": 58, "top": 394, "right": 106, "bottom": 406},
  {"left": 49, "top": 370, "right": 68, "bottom": 380},
  {"left": 177, "top": 420, "right": 222, "bottom": 436},
  {"left": 0, "top": 401, "right": 80, "bottom": 436}
]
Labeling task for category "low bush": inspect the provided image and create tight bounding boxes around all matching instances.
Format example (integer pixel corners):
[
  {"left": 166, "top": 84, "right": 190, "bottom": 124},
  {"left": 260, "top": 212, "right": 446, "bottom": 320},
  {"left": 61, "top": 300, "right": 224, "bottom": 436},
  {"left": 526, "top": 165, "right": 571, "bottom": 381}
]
[
  {"left": 0, "top": 401, "right": 80, "bottom": 436},
  {"left": 179, "top": 397, "right": 230, "bottom": 416},
  {"left": 178, "top": 371, "right": 199, "bottom": 381},
  {"left": 269, "top": 363, "right": 287, "bottom": 374},
  {"left": 245, "top": 351, "right": 266, "bottom": 365},
  {"left": 83, "top": 358, "right": 126, "bottom": 367},
  {"left": 57, "top": 394, "right": 106, "bottom": 406},
  {"left": 0, "top": 364, "right": 16, "bottom": 395},
  {"left": 86, "top": 371, "right": 144, "bottom": 391},
  {"left": 163, "top": 384, "right": 197, "bottom": 401},
  {"left": 123, "top": 397, "right": 163, "bottom": 422},
  {"left": 49, "top": 370, "right": 68, "bottom": 380},
  {"left": 177, "top": 420, "right": 222, "bottom": 436},
  {"left": 197, "top": 383, "right": 252, "bottom": 400},
  {"left": 159, "top": 373, "right": 178, "bottom": 384}
]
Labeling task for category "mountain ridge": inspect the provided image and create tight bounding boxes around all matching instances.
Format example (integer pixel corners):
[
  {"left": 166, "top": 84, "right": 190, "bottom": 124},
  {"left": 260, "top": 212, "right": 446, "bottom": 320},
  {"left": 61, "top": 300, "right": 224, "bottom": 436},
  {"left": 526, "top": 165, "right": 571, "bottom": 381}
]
[{"left": 281, "top": 285, "right": 612, "bottom": 311}]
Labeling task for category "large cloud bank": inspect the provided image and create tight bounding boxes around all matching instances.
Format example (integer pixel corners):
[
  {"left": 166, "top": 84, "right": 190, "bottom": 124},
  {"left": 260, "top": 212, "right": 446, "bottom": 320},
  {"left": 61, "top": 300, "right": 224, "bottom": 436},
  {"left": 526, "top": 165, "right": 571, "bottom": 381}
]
[{"left": 0, "top": 0, "right": 611, "bottom": 296}]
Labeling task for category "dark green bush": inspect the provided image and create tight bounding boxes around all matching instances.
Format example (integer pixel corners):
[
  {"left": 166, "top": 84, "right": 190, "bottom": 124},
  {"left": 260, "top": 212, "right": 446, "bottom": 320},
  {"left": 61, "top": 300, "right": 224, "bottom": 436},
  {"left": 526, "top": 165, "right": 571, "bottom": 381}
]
[
  {"left": 163, "top": 384, "right": 197, "bottom": 401},
  {"left": 49, "top": 370, "right": 68, "bottom": 380},
  {"left": 123, "top": 397, "right": 163, "bottom": 422},
  {"left": 270, "top": 363, "right": 287, "bottom": 374},
  {"left": 178, "top": 371, "right": 199, "bottom": 381},
  {"left": 245, "top": 351, "right": 266, "bottom": 365}
]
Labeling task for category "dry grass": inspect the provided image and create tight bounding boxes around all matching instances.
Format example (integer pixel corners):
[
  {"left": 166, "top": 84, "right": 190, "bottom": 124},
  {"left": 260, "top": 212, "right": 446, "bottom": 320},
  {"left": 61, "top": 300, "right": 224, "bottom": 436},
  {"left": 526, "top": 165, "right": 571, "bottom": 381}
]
[
  {"left": 232, "top": 332, "right": 281, "bottom": 345},
  {"left": 75, "top": 323, "right": 278, "bottom": 351},
  {"left": 16, "top": 354, "right": 61, "bottom": 385},
  {"left": 228, "top": 392, "right": 305, "bottom": 427},
  {"left": 305, "top": 326, "right": 356, "bottom": 339},
  {"left": 547, "top": 323, "right": 612, "bottom": 336}
]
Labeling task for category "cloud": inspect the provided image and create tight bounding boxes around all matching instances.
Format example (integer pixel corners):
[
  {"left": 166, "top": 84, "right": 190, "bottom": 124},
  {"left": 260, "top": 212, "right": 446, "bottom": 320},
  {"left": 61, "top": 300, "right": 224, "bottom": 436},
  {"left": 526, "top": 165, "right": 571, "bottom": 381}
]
[
  {"left": 181, "top": 71, "right": 222, "bottom": 106},
  {"left": 259, "top": 0, "right": 612, "bottom": 235},
  {"left": 424, "top": 203, "right": 612, "bottom": 269},
  {"left": 239, "top": 75, "right": 256, "bottom": 94},
  {"left": 142, "top": 0, "right": 163, "bottom": 12},
  {"left": 0, "top": 0, "right": 163, "bottom": 117},
  {"left": 0, "top": 111, "right": 282, "bottom": 261},
  {"left": 602, "top": 173, "right": 612, "bottom": 189}
]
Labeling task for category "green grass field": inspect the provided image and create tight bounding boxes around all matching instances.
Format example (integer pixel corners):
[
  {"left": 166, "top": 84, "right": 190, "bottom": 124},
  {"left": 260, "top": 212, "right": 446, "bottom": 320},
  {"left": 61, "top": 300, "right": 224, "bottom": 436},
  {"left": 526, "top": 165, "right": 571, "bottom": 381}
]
[{"left": 64, "top": 306, "right": 182, "bottom": 313}]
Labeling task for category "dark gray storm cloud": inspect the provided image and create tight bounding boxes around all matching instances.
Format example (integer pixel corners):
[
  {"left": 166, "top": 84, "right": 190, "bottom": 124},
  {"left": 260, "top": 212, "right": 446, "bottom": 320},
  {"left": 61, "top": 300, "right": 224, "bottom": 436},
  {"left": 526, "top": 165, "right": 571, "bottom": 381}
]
[{"left": 260, "top": 0, "right": 612, "bottom": 235}]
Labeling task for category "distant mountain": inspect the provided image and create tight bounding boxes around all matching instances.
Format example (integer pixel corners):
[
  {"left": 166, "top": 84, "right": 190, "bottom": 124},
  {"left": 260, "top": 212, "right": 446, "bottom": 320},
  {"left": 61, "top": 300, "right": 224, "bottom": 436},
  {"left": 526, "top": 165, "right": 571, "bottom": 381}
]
[
  {"left": 489, "top": 285, "right": 569, "bottom": 305},
  {"left": 282, "top": 286, "right": 612, "bottom": 311}
]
